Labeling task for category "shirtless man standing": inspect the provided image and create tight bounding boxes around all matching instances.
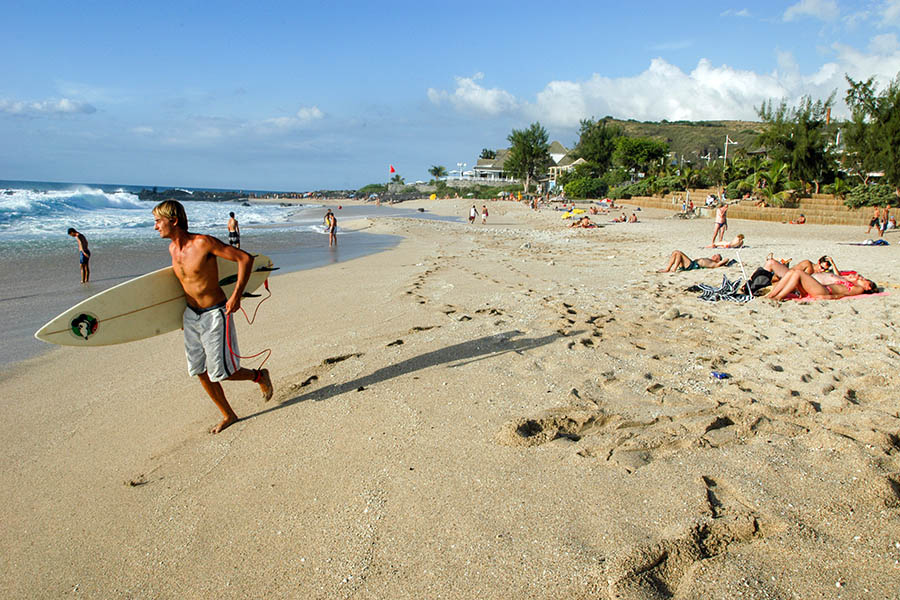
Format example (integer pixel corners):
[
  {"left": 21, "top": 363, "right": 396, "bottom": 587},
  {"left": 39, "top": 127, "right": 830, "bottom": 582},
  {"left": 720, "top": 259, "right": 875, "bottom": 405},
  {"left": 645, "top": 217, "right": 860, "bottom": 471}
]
[
  {"left": 658, "top": 251, "right": 729, "bottom": 273},
  {"left": 227, "top": 212, "right": 240, "bottom": 248},
  {"left": 711, "top": 202, "right": 728, "bottom": 245},
  {"left": 153, "top": 200, "right": 273, "bottom": 433},
  {"left": 67, "top": 227, "right": 91, "bottom": 283}
]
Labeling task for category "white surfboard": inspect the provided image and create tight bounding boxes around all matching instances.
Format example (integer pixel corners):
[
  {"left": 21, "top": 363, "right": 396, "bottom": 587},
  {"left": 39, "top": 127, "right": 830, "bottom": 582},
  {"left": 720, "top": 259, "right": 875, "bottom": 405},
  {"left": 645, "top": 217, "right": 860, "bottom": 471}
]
[{"left": 34, "top": 254, "right": 276, "bottom": 347}]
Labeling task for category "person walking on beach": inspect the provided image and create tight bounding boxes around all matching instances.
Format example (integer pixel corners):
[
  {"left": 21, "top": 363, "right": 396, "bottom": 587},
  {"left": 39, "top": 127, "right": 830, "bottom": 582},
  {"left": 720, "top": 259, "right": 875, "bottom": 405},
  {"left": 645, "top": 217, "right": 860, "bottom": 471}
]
[
  {"left": 227, "top": 212, "right": 240, "bottom": 249},
  {"left": 152, "top": 200, "right": 273, "bottom": 434},
  {"left": 880, "top": 205, "right": 891, "bottom": 237},
  {"left": 712, "top": 202, "right": 728, "bottom": 245},
  {"left": 481, "top": 204, "right": 488, "bottom": 224},
  {"left": 469, "top": 205, "right": 477, "bottom": 224},
  {"left": 867, "top": 206, "right": 881, "bottom": 234},
  {"left": 67, "top": 227, "right": 91, "bottom": 283},
  {"left": 324, "top": 209, "right": 337, "bottom": 247}
]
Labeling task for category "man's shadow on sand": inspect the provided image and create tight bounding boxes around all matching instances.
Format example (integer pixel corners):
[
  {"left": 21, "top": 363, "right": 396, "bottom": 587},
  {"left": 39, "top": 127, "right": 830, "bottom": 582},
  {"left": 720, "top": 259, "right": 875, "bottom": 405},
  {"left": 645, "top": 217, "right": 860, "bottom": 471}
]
[{"left": 242, "top": 329, "right": 576, "bottom": 423}]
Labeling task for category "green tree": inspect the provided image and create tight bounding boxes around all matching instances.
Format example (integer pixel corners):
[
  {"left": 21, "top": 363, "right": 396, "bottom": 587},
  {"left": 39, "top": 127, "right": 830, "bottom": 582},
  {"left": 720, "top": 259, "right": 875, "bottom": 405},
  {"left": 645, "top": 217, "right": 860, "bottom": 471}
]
[
  {"left": 757, "top": 160, "right": 794, "bottom": 206},
  {"left": 573, "top": 117, "right": 623, "bottom": 176},
  {"left": 480, "top": 148, "right": 497, "bottom": 159},
  {"left": 612, "top": 137, "right": 669, "bottom": 174},
  {"left": 505, "top": 122, "right": 551, "bottom": 193},
  {"left": 756, "top": 95, "right": 835, "bottom": 194},
  {"left": 844, "top": 75, "right": 900, "bottom": 193},
  {"left": 428, "top": 165, "right": 448, "bottom": 182},
  {"left": 390, "top": 174, "right": 405, "bottom": 185}
]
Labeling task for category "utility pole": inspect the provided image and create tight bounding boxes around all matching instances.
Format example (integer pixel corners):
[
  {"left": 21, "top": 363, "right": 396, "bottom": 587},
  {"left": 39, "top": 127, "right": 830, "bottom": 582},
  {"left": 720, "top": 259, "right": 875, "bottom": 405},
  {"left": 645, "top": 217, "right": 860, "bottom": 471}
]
[{"left": 724, "top": 135, "right": 738, "bottom": 162}]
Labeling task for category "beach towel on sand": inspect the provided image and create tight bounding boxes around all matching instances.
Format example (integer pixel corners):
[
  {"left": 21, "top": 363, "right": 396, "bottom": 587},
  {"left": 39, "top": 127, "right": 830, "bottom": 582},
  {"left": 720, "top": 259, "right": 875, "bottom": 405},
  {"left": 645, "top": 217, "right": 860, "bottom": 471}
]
[
  {"left": 840, "top": 239, "right": 889, "bottom": 246},
  {"left": 695, "top": 274, "right": 754, "bottom": 303}
]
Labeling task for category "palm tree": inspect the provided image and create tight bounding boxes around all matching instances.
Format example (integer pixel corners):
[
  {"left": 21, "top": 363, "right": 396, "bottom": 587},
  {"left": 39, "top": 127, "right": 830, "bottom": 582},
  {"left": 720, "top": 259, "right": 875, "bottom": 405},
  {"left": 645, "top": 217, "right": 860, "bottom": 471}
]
[
  {"left": 428, "top": 165, "right": 448, "bottom": 182},
  {"left": 679, "top": 166, "right": 701, "bottom": 193},
  {"left": 824, "top": 176, "right": 851, "bottom": 200},
  {"left": 758, "top": 161, "right": 793, "bottom": 206},
  {"left": 391, "top": 174, "right": 405, "bottom": 185}
]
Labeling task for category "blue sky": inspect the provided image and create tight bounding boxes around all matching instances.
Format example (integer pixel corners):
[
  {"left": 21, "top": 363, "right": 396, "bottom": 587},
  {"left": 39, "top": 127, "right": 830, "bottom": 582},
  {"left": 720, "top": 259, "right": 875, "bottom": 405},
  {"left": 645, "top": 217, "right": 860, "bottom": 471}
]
[{"left": 2, "top": 0, "right": 900, "bottom": 191}]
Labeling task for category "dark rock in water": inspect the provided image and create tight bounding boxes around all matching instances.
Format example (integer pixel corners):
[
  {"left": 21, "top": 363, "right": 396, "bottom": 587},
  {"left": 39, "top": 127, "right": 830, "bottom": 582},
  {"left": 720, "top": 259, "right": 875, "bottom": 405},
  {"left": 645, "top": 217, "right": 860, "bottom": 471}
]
[
  {"left": 418, "top": 208, "right": 425, "bottom": 212},
  {"left": 242, "top": 201, "right": 250, "bottom": 207},
  {"left": 137, "top": 188, "right": 245, "bottom": 203}
]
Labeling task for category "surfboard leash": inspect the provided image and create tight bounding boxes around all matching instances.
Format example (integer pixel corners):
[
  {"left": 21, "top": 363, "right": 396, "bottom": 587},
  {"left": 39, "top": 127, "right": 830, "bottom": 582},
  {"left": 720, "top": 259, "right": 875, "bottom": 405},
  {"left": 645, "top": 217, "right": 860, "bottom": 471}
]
[{"left": 225, "top": 278, "right": 273, "bottom": 370}]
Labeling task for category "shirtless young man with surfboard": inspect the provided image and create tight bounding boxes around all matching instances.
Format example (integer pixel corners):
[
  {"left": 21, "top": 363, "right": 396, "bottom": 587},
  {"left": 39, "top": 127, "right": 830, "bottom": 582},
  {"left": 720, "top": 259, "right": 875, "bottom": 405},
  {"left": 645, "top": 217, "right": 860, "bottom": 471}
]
[{"left": 153, "top": 200, "right": 273, "bottom": 433}]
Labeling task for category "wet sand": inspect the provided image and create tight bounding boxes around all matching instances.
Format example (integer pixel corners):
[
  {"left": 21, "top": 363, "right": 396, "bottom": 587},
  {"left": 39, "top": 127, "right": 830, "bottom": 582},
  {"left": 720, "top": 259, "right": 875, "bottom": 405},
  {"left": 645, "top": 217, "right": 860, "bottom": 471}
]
[{"left": 2, "top": 198, "right": 899, "bottom": 598}]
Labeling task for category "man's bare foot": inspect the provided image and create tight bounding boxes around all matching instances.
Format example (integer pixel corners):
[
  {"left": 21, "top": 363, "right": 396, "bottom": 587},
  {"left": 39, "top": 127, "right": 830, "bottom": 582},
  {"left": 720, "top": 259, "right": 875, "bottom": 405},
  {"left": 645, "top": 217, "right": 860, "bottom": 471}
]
[
  {"left": 211, "top": 414, "right": 239, "bottom": 434},
  {"left": 257, "top": 368, "right": 273, "bottom": 401}
]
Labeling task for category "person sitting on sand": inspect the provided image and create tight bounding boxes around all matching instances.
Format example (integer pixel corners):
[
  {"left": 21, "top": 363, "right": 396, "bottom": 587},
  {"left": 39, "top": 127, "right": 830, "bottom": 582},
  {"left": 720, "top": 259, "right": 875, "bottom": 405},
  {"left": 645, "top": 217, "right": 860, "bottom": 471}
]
[
  {"left": 658, "top": 251, "right": 729, "bottom": 272},
  {"left": 765, "top": 269, "right": 876, "bottom": 301},
  {"left": 763, "top": 256, "right": 849, "bottom": 284},
  {"left": 612, "top": 213, "right": 627, "bottom": 223},
  {"left": 790, "top": 214, "right": 806, "bottom": 224},
  {"left": 772, "top": 254, "right": 836, "bottom": 276},
  {"left": 707, "top": 234, "right": 744, "bottom": 249},
  {"left": 628, "top": 213, "right": 638, "bottom": 223}
]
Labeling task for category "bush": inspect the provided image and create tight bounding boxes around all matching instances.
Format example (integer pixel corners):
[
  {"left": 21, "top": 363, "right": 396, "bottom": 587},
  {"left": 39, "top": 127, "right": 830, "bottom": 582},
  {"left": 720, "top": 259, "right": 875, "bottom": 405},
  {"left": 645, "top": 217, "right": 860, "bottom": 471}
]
[
  {"left": 724, "top": 180, "right": 745, "bottom": 199},
  {"left": 564, "top": 177, "right": 609, "bottom": 199},
  {"left": 609, "top": 179, "right": 653, "bottom": 199},
  {"left": 845, "top": 183, "right": 896, "bottom": 208},
  {"left": 357, "top": 183, "right": 387, "bottom": 197}
]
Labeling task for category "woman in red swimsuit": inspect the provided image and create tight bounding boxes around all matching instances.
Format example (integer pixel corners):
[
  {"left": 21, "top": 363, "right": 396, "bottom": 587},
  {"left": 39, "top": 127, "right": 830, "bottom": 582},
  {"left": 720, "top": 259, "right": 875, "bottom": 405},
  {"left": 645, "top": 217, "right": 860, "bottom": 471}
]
[{"left": 765, "top": 269, "right": 875, "bottom": 301}]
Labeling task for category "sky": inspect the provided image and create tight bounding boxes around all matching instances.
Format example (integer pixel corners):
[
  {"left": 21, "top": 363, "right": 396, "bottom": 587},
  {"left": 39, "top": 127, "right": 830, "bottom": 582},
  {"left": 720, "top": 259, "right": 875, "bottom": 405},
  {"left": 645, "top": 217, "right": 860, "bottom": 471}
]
[{"left": 2, "top": 0, "right": 900, "bottom": 191}]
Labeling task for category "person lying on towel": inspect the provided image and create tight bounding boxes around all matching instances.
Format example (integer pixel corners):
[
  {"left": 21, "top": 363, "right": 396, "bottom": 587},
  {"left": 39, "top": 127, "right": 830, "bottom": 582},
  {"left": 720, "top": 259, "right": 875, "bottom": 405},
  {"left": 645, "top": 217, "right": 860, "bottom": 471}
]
[{"left": 658, "top": 251, "right": 729, "bottom": 273}]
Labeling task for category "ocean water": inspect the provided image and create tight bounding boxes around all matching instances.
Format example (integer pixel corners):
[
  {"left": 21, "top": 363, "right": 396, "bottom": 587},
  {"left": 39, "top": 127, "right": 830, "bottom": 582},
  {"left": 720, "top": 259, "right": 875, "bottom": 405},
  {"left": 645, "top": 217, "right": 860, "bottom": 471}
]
[
  {"left": 0, "top": 180, "right": 454, "bottom": 369},
  {"left": 0, "top": 179, "right": 300, "bottom": 242}
]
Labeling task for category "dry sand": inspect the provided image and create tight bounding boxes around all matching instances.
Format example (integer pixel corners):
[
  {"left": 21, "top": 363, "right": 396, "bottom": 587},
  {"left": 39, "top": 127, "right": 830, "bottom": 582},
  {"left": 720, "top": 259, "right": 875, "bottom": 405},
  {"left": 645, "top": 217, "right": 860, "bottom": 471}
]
[{"left": 2, "top": 198, "right": 899, "bottom": 599}]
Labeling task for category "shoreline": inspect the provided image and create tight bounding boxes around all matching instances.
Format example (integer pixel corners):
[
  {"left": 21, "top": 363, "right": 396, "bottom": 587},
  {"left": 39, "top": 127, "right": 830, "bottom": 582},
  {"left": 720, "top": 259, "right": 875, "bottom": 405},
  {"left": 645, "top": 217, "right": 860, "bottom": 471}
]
[
  {"left": 2, "top": 198, "right": 899, "bottom": 597},
  {"left": 0, "top": 201, "right": 451, "bottom": 370}
]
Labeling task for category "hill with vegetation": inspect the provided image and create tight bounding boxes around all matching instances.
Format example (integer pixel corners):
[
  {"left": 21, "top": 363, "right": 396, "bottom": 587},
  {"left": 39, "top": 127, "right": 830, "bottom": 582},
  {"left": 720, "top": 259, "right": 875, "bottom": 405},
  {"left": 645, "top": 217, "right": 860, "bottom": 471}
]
[{"left": 607, "top": 118, "right": 764, "bottom": 164}]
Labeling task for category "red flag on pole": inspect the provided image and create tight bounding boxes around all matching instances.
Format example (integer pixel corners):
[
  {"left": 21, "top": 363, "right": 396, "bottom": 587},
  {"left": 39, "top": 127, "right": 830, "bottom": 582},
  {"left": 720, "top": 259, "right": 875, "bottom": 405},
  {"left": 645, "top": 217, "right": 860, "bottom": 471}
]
[{"left": 389, "top": 165, "right": 396, "bottom": 173}]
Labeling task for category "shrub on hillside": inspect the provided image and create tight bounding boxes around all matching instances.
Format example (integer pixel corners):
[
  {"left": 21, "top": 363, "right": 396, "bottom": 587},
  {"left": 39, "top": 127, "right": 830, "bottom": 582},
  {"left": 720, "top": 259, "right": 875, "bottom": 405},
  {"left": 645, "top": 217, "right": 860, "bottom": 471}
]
[{"left": 845, "top": 183, "right": 896, "bottom": 208}]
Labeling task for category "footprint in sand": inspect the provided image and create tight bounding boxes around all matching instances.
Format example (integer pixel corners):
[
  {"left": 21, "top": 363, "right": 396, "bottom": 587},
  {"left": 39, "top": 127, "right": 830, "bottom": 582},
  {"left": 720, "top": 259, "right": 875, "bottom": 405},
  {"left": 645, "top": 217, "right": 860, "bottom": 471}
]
[{"left": 606, "top": 476, "right": 780, "bottom": 599}]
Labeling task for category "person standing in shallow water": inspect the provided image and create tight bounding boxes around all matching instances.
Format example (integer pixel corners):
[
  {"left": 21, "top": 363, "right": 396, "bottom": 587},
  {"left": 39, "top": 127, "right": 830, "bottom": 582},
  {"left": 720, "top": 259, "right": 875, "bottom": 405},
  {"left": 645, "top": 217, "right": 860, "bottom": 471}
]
[
  {"left": 67, "top": 227, "right": 91, "bottom": 283},
  {"left": 152, "top": 200, "right": 273, "bottom": 434},
  {"left": 324, "top": 209, "right": 337, "bottom": 247},
  {"left": 227, "top": 211, "right": 240, "bottom": 248}
]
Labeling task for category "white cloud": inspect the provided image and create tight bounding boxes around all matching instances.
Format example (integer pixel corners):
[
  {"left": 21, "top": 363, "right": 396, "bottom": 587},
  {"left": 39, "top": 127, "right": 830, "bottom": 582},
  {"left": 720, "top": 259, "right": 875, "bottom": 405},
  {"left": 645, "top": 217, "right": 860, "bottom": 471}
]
[
  {"left": 529, "top": 58, "right": 789, "bottom": 126},
  {"left": 882, "top": 0, "right": 900, "bottom": 25},
  {"left": 259, "top": 105, "right": 324, "bottom": 132},
  {"left": 0, "top": 97, "right": 96, "bottom": 116},
  {"left": 427, "top": 34, "right": 900, "bottom": 126},
  {"left": 721, "top": 9, "right": 751, "bottom": 17},
  {"left": 784, "top": 0, "right": 839, "bottom": 22},
  {"left": 427, "top": 73, "right": 518, "bottom": 116},
  {"left": 132, "top": 126, "right": 154, "bottom": 135}
]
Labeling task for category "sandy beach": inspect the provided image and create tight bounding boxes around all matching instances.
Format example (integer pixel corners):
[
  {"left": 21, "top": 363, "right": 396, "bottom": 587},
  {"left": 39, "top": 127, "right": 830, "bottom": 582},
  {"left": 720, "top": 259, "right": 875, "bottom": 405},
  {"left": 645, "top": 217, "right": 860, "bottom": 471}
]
[{"left": 2, "top": 198, "right": 899, "bottom": 598}]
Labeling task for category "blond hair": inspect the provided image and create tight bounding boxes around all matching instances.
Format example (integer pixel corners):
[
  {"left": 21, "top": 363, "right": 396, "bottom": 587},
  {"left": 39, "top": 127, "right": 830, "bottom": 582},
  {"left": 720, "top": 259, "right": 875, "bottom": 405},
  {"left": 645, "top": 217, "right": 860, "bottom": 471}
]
[{"left": 152, "top": 200, "right": 188, "bottom": 230}]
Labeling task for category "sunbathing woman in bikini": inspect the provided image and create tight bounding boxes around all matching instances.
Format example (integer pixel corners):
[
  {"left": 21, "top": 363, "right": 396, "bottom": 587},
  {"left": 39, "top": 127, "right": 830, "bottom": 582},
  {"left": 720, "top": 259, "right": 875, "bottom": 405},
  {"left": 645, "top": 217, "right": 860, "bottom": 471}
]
[{"left": 765, "top": 269, "right": 875, "bottom": 300}]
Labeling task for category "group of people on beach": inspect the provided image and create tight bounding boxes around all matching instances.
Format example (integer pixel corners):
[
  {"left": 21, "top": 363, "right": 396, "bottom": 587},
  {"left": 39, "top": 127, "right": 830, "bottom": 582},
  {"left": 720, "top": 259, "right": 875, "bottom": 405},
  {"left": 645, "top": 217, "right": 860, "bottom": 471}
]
[
  {"left": 468, "top": 205, "right": 489, "bottom": 224},
  {"left": 658, "top": 198, "right": 878, "bottom": 301},
  {"left": 866, "top": 206, "right": 895, "bottom": 237}
]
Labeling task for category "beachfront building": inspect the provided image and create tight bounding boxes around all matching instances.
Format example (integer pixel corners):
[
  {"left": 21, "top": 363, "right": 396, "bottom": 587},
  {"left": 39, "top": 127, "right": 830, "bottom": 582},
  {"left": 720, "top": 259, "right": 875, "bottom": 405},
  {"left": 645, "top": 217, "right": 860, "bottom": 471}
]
[
  {"left": 473, "top": 141, "right": 575, "bottom": 184},
  {"left": 473, "top": 149, "right": 514, "bottom": 181}
]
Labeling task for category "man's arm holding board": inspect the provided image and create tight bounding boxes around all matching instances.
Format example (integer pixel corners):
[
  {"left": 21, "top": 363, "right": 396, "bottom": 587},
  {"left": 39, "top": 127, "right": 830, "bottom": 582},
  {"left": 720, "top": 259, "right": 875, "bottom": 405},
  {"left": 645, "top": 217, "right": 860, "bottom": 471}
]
[{"left": 207, "top": 236, "right": 254, "bottom": 314}]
